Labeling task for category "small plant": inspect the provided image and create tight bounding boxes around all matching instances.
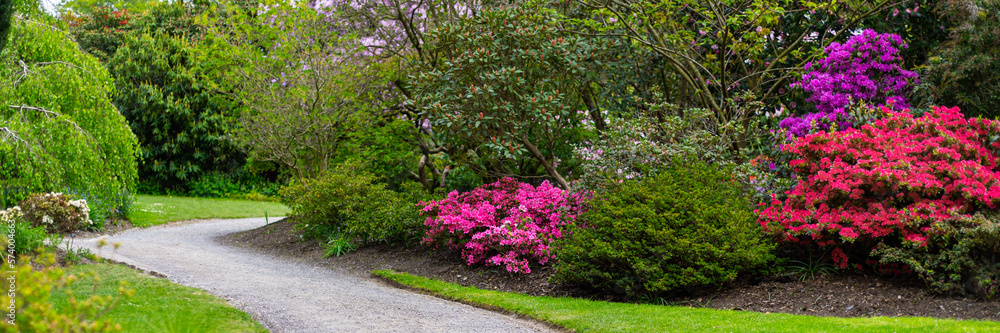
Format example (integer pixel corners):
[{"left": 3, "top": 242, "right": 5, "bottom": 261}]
[
  {"left": 784, "top": 250, "right": 838, "bottom": 281},
  {"left": 1, "top": 206, "right": 59, "bottom": 257},
  {"left": 322, "top": 236, "right": 357, "bottom": 258},
  {"left": 19, "top": 193, "right": 93, "bottom": 232},
  {"left": 64, "top": 247, "right": 97, "bottom": 265}
]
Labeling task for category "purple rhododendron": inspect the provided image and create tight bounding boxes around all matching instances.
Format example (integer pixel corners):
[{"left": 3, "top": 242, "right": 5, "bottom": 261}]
[
  {"left": 781, "top": 30, "right": 918, "bottom": 138},
  {"left": 420, "top": 178, "right": 589, "bottom": 274}
]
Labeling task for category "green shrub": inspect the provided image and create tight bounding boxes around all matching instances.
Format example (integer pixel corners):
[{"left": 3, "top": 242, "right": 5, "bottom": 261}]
[
  {"left": 280, "top": 163, "right": 434, "bottom": 245},
  {"left": 187, "top": 173, "right": 241, "bottom": 198},
  {"left": 0, "top": 206, "right": 55, "bottom": 256},
  {"left": 553, "top": 158, "right": 775, "bottom": 299},
  {"left": 871, "top": 213, "right": 1000, "bottom": 299}
]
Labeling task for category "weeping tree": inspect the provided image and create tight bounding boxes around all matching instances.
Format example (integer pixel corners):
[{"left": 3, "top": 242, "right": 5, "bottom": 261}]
[{"left": 0, "top": 11, "right": 139, "bottom": 224}]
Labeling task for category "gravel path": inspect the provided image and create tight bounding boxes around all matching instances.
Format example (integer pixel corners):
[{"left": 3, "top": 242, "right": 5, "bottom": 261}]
[{"left": 73, "top": 218, "right": 555, "bottom": 333}]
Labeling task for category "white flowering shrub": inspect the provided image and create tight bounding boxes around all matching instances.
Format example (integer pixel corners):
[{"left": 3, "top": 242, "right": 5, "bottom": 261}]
[{"left": 19, "top": 193, "right": 94, "bottom": 233}]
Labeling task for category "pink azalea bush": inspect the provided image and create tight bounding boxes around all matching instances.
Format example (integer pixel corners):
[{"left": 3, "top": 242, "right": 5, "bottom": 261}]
[
  {"left": 758, "top": 106, "right": 1000, "bottom": 268},
  {"left": 420, "top": 178, "right": 589, "bottom": 273}
]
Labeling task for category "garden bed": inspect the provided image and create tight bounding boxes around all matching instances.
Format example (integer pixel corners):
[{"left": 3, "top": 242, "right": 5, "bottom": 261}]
[{"left": 221, "top": 218, "right": 1000, "bottom": 322}]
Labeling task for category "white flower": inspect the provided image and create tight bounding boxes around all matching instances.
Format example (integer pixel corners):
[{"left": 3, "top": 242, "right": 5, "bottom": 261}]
[{"left": 42, "top": 215, "right": 54, "bottom": 224}]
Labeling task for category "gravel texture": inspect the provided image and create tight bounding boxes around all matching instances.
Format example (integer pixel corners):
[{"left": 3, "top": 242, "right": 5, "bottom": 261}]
[{"left": 73, "top": 218, "right": 554, "bottom": 333}]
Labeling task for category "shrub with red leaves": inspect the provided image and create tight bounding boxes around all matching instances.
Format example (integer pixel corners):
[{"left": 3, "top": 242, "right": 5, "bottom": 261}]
[{"left": 758, "top": 105, "right": 1000, "bottom": 268}]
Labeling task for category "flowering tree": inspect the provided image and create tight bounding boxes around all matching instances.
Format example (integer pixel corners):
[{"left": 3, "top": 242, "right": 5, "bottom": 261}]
[
  {"left": 758, "top": 105, "right": 1000, "bottom": 268},
  {"left": 421, "top": 178, "right": 589, "bottom": 273},
  {"left": 412, "top": 4, "right": 596, "bottom": 189}
]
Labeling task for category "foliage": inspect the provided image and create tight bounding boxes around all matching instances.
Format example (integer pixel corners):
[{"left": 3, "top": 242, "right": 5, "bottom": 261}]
[
  {"left": 59, "top": 0, "right": 158, "bottom": 16},
  {"left": 201, "top": 0, "right": 387, "bottom": 179},
  {"left": 553, "top": 158, "right": 775, "bottom": 298},
  {"left": 411, "top": 2, "right": 594, "bottom": 189},
  {"left": 19, "top": 193, "right": 93, "bottom": 232},
  {"left": 0, "top": 14, "right": 140, "bottom": 224},
  {"left": 65, "top": 6, "right": 138, "bottom": 63},
  {"left": 280, "top": 163, "right": 430, "bottom": 244},
  {"left": 421, "top": 178, "right": 589, "bottom": 274},
  {"left": 186, "top": 173, "right": 241, "bottom": 198},
  {"left": 322, "top": 235, "right": 357, "bottom": 258},
  {"left": 0, "top": 252, "right": 127, "bottom": 332},
  {"left": 914, "top": 0, "right": 1000, "bottom": 119},
  {"left": 871, "top": 213, "right": 1000, "bottom": 299},
  {"left": 108, "top": 3, "right": 244, "bottom": 191},
  {"left": 574, "top": 96, "right": 764, "bottom": 191},
  {"left": 0, "top": 0, "right": 11, "bottom": 54},
  {"left": 759, "top": 106, "right": 1000, "bottom": 268},
  {"left": 0, "top": 206, "right": 55, "bottom": 256},
  {"left": 585, "top": 0, "right": 895, "bottom": 148}
]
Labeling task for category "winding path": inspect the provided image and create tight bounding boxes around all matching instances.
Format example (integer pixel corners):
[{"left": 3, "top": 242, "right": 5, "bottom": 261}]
[{"left": 73, "top": 218, "right": 554, "bottom": 333}]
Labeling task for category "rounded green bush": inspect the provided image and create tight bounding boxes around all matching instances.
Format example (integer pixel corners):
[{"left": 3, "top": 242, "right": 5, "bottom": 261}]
[
  {"left": 553, "top": 158, "right": 775, "bottom": 298},
  {"left": 280, "top": 163, "right": 435, "bottom": 245}
]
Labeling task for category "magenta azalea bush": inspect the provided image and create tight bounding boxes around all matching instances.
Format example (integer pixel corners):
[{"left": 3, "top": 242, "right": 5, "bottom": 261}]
[
  {"left": 781, "top": 30, "right": 919, "bottom": 138},
  {"left": 420, "top": 178, "right": 589, "bottom": 273}
]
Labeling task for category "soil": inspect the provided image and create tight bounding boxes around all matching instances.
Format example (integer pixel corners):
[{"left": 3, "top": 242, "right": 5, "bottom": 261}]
[{"left": 222, "top": 218, "right": 1000, "bottom": 322}]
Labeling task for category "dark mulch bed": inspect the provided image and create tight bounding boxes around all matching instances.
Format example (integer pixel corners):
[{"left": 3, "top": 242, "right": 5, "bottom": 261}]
[{"left": 220, "top": 218, "right": 1000, "bottom": 322}]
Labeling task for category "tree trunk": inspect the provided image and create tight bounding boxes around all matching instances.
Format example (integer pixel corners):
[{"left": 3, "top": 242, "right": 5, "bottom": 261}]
[{"left": 520, "top": 137, "right": 571, "bottom": 190}]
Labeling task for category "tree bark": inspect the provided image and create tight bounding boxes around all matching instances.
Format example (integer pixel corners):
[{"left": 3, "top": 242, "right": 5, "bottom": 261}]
[{"left": 520, "top": 137, "right": 571, "bottom": 190}]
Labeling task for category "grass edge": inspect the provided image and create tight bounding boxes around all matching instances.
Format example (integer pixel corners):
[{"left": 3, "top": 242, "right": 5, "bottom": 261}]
[{"left": 371, "top": 269, "right": 573, "bottom": 333}]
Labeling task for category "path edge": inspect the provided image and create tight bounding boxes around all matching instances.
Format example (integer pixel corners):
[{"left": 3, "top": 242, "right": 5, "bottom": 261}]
[{"left": 370, "top": 270, "right": 573, "bottom": 333}]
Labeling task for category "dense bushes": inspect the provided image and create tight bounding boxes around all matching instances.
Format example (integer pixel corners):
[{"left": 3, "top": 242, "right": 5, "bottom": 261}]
[
  {"left": 759, "top": 106, "right": 1000, "bottom": 267},
  {"left": 421, "top": 178, "right": 589, "bottom": 273},
  {"left": 280, "top": 163, "right": 432, "bottom": 245},
  {"left": 871, "top": 213, "right": 1000, "bottom": 299},
  {"left": 554, "top": 159, "right": 775, "bottom": 297},
  {"left": 108, "top": 3, "right": 244, "bottom": 192}
]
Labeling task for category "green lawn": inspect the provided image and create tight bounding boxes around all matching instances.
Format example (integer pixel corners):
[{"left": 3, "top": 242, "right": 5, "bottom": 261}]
[
  {"left": 128, "top": 195, "right": 290, "bottom": 227},
  {"left": 52, "top": 263, "right": 266, "bottom": 333},
  {"left": 374, "top": 270, "right": 1000, "bottom": 333}
]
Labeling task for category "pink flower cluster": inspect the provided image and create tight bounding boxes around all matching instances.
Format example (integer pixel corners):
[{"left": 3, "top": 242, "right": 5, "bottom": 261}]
[
  {"left": 759, "top": 106, "right": 1000, "bottom": 267},
  {"left": 421, "top": 178, "right": 589, "bottom": 273}
]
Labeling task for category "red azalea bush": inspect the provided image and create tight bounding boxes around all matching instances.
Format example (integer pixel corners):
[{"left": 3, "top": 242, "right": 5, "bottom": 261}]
[
  {"left": 758, "top": 105, "right": 1000, "bottom": 268},
  {"left": 420, "top": 178, "right": 589, "bottom": 273}
]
